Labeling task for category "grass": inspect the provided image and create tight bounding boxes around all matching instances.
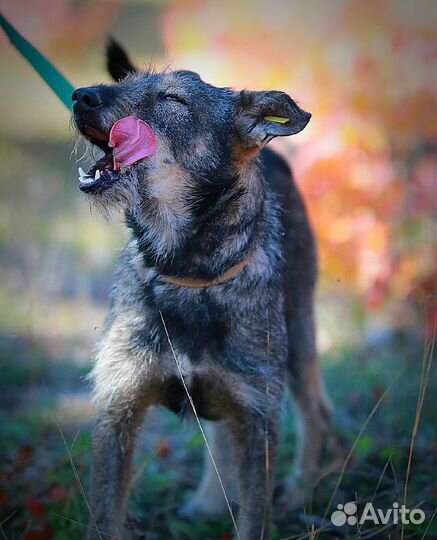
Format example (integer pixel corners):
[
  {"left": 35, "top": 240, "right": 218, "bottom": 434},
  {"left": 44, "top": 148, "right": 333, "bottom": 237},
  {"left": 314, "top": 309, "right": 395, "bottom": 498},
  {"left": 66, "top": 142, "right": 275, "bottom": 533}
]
[{"left": 0, "top": 333, "right": 435, "bottom": 540}]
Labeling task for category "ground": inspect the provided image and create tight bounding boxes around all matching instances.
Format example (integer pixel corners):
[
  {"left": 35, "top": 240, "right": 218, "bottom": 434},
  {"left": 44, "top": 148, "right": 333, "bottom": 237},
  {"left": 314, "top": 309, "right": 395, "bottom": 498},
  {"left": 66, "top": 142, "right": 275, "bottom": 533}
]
[{"left": 0, "top": 332, "right": 435, "bottom": 540}]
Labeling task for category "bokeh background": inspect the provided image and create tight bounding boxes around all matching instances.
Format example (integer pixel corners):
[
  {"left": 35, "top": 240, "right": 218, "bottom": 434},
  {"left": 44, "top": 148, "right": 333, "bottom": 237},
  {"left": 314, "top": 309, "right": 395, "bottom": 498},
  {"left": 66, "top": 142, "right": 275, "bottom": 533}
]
[{"left": 0, "top": 1, "right": 435, "bottom": 539}]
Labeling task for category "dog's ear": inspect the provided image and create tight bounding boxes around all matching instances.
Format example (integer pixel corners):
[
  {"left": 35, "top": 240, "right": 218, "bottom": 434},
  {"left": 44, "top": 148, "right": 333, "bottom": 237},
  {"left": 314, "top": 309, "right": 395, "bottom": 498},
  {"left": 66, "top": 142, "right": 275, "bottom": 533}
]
[
  {"left": 235, "top": 90, "right": 311, "bottom": 148},
  {"left": 106, "top": 38, "right": 137, "bottom": 81}
]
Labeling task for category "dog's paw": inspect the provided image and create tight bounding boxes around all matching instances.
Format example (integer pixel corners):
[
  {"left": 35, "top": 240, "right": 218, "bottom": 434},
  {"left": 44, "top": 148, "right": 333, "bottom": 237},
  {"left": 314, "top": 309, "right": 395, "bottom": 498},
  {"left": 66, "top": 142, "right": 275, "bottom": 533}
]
[{"left": 178, "top": 493, "right": 228, "bottom": 520}]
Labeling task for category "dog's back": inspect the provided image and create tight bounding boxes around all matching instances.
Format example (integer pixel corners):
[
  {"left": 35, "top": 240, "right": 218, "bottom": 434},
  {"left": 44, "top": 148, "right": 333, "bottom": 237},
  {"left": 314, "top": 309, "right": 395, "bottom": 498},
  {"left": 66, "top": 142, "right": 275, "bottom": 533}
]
[
  {"left": 261, "top": 146, "right": 318, "bottom": 325},
  {"left": 261, "top": 146, "right": 317, "bottom": 285}
]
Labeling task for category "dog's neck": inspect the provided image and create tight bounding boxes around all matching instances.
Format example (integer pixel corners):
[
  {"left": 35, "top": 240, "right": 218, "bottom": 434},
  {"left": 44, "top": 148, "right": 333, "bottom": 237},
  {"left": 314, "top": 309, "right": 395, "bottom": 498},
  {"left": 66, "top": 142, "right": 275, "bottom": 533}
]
[{"left": 126, "top": 158, "right": 266, "bottom": 281}]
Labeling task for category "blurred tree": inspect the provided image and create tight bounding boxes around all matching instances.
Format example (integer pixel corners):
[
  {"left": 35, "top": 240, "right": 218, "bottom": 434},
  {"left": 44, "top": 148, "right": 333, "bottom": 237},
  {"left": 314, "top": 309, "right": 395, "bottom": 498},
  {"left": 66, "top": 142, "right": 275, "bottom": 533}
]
[{"left": 163, "top": 0, "right": 436, "bottom": 335}]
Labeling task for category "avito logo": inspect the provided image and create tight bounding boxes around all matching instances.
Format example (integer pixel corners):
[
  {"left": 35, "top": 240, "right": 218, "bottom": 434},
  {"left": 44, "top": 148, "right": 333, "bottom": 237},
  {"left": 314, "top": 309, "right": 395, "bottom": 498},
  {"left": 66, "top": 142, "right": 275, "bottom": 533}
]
[{"left": 331, "top": 501, "right": 426, "bottom": 527}]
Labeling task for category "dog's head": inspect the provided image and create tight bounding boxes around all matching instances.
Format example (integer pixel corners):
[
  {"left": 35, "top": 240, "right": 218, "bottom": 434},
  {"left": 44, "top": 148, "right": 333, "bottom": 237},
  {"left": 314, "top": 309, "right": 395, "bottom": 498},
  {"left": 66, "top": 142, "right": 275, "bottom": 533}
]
[{"left": 72, "top": 40, "right": 310, "bottom": 214}]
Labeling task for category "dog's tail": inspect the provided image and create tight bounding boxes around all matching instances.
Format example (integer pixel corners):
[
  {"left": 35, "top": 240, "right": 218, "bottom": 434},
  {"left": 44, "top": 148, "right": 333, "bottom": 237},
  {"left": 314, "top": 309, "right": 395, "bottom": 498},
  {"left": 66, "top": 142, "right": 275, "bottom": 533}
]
[{"left": 106, "top": 38, "right": 137, "bottom": 81}]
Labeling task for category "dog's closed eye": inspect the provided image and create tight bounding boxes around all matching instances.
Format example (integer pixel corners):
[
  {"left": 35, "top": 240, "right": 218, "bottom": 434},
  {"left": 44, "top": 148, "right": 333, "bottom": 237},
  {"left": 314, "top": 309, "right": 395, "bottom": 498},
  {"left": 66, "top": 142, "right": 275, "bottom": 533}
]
[{"left": 157, "top": 92, "right": 188, "bottom": 106}]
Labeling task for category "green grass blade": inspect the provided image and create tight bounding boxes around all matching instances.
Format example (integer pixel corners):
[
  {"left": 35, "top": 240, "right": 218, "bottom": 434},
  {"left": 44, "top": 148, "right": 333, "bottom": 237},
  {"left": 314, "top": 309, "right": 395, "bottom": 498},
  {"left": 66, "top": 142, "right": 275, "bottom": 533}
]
[{"left": 0, "top": 12, "right": 74, "bottom": 109}]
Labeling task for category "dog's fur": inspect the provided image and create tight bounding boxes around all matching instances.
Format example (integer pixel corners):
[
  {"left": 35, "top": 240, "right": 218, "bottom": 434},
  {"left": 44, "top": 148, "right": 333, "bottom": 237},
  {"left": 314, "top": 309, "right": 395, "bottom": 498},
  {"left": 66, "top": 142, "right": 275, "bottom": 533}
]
[{"left": 73, "top": 41, "right": 332, "bottom": 540}]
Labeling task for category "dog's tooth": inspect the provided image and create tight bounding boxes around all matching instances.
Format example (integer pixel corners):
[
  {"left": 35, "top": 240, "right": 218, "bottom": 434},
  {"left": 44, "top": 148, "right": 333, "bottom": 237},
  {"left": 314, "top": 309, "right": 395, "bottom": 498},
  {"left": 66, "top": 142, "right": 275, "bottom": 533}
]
[
  {"left": 79, "top": 174, "right": 93, "bottom": 185},
  {"left": 78, "top": 167, "right": 86, "bottom": 178},
  {"left": 95, "top": 169, "right": 101, "bottom": 180}
]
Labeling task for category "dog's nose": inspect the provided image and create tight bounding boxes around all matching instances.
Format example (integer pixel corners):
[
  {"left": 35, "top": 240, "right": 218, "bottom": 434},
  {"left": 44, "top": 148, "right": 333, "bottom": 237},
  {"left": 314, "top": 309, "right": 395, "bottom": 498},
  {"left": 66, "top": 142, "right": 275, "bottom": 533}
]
[{"left": 72, "top": 87, "right": 103, "bottom": 110}]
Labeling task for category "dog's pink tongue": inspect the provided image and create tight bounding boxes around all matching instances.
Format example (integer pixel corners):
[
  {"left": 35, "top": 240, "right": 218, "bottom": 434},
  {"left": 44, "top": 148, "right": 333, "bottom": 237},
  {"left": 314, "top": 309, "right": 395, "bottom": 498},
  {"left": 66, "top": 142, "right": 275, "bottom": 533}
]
[{"left": 109, "top": 116, "right": 157, "bottom": 170}]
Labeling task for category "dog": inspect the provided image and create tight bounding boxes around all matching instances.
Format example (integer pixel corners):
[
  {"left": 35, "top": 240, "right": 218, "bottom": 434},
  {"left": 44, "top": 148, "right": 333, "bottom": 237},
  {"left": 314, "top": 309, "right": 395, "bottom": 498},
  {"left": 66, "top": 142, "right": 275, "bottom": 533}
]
[{"left": 72, "top": 40, "right": 332, "bottom": 540}]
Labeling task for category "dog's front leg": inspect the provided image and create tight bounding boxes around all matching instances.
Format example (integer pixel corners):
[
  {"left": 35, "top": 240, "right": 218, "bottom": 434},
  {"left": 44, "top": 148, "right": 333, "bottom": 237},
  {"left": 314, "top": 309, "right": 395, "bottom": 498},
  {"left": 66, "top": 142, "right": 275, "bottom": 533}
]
[
  {"left": 87, "top": 324, "right": 155, "bottom": 540},
  {"left": 89, "top": 414, "right": 144, "bottom": 540},
  {"left": 230, "top": 413, "right": 280, "bottom": 540}
]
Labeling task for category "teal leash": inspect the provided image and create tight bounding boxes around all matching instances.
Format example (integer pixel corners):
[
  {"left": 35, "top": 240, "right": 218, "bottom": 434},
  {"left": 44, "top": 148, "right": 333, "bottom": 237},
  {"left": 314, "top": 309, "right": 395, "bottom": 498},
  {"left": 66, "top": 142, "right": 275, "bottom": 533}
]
[{"left": 0, "top": 12, "right": 74, "bottom": 110}]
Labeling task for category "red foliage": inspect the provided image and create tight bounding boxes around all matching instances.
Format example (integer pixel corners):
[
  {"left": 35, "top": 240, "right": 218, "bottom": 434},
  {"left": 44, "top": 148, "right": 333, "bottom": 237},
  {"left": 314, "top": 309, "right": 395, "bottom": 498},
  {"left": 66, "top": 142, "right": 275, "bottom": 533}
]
[
  {"left": 25, "top": 498, "right": 46, "bottom": 519},
  {"left": 163, "top": 0, "right": 436, "bottom": 332},
  {"left": 156, "top": 438, "right": 172, "bottom": 459},
  {"left": 49, "top": 484, "right": 69, "bottom": 503},
  {"left": 24, "top": 524, "right": 54, "bottom": 540}
]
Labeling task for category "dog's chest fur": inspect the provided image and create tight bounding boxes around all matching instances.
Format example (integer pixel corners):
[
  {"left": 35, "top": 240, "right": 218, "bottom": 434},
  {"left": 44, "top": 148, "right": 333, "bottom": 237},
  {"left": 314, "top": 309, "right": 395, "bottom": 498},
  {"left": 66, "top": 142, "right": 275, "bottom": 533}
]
[{"left": 98, "top": 148, "right": 314, "bottom": 421}]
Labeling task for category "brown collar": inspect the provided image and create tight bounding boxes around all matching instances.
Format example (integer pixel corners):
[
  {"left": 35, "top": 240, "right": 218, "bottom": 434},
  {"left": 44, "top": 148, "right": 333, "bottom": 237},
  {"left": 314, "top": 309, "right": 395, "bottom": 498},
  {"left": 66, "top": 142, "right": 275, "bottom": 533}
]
[{"left": 161, "top": 258, "right": 249, "bottom": 289}]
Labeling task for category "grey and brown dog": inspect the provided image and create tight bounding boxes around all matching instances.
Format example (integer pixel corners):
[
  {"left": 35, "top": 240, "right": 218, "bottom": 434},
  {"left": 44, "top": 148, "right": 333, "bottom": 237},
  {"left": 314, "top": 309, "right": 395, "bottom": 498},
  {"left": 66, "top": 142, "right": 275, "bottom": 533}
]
[{"left": 72, "top": 41, "right": 332, "bottom": 540}]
